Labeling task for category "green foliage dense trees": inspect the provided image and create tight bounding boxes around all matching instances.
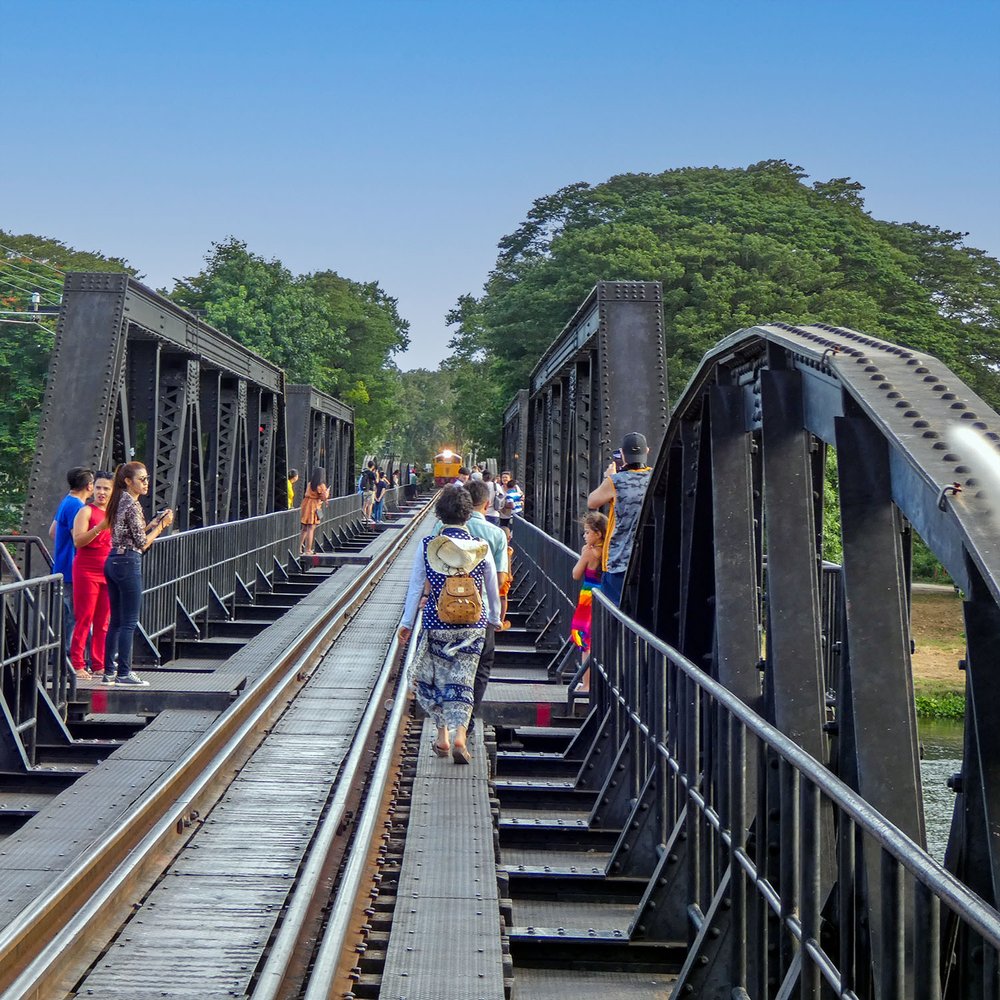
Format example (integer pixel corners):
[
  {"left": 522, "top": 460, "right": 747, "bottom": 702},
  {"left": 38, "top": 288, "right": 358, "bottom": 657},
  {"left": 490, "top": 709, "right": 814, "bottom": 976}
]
[
  {"left": 385, "top": 368, "right": 459, "bottom": 465},
  {"left": 0, "top": 232, "right": 137, "bottom": 527},
  {"left": 448, "top": 161, "right": 1000, "bottom": 453},
  {"left": 170, "top": 239, "right": 410, "bottom": 449}
]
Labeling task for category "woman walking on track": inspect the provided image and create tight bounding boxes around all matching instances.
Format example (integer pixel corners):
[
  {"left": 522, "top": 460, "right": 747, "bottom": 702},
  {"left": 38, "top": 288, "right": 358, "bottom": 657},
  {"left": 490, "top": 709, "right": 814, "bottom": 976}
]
[
  {"left": 69, "top": 470, "right": 113, "bottom": 679},
  {"left": 100, "top": 462, "right": 173, "bottom": 686},
  {"left": 299, "top": 468, "right": 329, "bottom": 555},
  {"left": 398, "top": 487, "right": 502, "bottom": 764},
  {"left": 570, "top": 511, "right": 607, "bottom": 693}
]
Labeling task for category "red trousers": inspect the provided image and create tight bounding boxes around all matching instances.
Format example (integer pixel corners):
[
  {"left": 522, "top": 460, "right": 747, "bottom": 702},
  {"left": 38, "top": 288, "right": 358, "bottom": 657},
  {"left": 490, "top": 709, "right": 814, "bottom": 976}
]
[{"left": 71, "top": 566, "right": 110, "bottom": 673}]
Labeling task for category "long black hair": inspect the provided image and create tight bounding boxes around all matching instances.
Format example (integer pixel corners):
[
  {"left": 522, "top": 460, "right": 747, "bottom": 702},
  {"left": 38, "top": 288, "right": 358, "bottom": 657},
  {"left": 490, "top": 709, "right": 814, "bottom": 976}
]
[
  {"left": 308, "top": 467, "right": 326, "bottom": 492},
  {"left": 104, "top": 462, "right": 146, "bottom": 532}
]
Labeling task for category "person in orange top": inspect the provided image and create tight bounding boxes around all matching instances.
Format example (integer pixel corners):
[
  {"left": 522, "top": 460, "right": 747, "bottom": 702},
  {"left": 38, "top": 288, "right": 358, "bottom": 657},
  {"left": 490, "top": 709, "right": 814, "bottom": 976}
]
[{"left": 299, "top": 467, "right": 329, "bottom": 556}]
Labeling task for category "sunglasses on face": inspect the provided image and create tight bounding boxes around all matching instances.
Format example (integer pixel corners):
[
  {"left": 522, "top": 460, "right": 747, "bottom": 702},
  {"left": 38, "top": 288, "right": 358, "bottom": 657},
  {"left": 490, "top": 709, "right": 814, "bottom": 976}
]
[{"left": 134, "top": 474, "right": 149, "bottom": 483}]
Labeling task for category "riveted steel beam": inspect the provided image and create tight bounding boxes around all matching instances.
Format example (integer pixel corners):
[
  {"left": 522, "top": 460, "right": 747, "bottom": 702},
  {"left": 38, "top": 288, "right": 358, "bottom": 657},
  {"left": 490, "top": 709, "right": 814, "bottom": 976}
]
[
  {"left": 25, "top": 275, "right": 356, "bottom": 537},
  {"left": 503, "top": 281, "right": 668, "bottom": 547}
]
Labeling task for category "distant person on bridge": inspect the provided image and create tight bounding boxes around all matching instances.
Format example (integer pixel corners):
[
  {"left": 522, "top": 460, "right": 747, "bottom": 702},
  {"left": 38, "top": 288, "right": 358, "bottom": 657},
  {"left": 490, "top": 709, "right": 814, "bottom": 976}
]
[
  {"left": 99, "top": 462, "right": 174, "bottom": 686},
  {"left": 588, "top": 432, "right": 652, "bottom": 607},
  {"left": 69, "top": 470, "right": 113, "bottom": 680},
  {"left": 398, "top": 486, "right": 501, "bottom": 765},
  {"left": 49, "top": 466, "right": 95, "bottom": 659},
  {"left": 503, "top": 478, "right": 524, "bottom": 519},
  {"left": 406, "top": 464, "right": 418, "bottom": 501},
  {"left": 287, "top": 468, "right": 299, "bottom": 509},
  {"left": 360, "top": 461, "right": 377, "bottom": 523},
  {"left": 299, "top": 468, "right": 329, "bottom": 556},
  {"left": 570, "top": 511, "right": 608, "bottom": 693},
  {"left": 372, "top": 468, "right": 390, "bottom": 522},
  {"left": 482, "top": 470, "right": 501, "bottom": 526},
  {"left": 496, "top": 471, "right": 512, "bottom": 531}
]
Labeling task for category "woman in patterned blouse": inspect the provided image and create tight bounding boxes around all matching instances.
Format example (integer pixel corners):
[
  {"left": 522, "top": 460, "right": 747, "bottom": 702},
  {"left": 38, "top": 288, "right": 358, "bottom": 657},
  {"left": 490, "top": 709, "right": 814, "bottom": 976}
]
[{"left": 97, "top": 462, "right": 174, "bottom": 686}]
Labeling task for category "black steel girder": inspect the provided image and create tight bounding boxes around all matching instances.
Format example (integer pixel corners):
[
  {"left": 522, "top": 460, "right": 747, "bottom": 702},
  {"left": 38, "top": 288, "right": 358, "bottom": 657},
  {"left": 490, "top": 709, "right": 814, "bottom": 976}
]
[
  {"left": 501, "top": 281, "right": 668, "bottom": 548},
  {"left": 624, "top": 321, "right": 1000, "bottom": 981},
  {"left": 23, "top": 274, "right": 356, "bottom": 536}
]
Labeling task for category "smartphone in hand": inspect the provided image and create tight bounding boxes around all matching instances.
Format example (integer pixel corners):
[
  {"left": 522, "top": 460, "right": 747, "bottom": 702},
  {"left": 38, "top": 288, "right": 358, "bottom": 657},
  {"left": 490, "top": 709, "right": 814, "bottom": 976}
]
[{"left": 612, "top": 449, "right": 625, "bottom": 473}]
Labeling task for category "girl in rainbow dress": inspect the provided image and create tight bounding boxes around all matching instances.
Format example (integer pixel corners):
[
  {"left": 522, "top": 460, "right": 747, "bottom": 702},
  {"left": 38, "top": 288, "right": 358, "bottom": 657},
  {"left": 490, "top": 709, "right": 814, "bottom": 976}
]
[{"left": 570, "top": 511, "right": 607, "bottom": 693}]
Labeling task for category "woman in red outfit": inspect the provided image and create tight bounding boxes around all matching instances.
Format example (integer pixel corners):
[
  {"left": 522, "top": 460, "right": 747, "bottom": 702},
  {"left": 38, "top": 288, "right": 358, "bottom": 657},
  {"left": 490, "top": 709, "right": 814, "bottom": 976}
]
[{"left": 69, "top": 471, "right": 113, "bottom": 679}]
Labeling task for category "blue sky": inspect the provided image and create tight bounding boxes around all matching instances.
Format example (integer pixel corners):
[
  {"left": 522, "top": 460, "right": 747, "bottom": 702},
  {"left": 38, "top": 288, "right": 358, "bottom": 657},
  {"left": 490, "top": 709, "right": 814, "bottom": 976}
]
[{"left": 3, "top": 0, "right": 997, "bottom": 370}]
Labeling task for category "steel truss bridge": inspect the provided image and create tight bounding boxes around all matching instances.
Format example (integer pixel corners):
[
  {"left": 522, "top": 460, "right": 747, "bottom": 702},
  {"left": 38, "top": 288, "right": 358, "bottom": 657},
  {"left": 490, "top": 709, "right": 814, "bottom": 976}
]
[
  {"left": 502, "top": 283, "right": 1000, "bottom": 995},
  {"left": 0, "top": 278, "right": 995, "bottom": 997},
  {"left": 23, "top": 273, "right": 354, "bottom": 541}
]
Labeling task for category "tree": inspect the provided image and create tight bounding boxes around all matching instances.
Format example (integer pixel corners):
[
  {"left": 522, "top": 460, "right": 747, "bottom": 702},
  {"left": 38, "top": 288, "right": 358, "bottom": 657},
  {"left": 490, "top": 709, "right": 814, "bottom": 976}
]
[
  {"left": 0, "top": 231, "right": 137, "bottom": 528},
  {"left": 171, "top": 240, "right": 410, "bottom": 453},
  {"left": 170, "top": 238, "right": 343, "bottom": 391},
  {"left": 302, "top": 270, "right": 410, "bottom": 450},
  {"left": 384, "top": 368, "right": 459, "bottom": 465},
  {"left": 449, "top": 162, "right": 1000, "bottom": 437}
]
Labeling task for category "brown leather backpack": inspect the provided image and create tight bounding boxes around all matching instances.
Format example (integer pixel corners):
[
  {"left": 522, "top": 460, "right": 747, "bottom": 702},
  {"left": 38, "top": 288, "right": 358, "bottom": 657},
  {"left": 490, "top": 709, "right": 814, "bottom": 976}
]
[{"left": 436, "top": 574, "right": 483, "bottom": 625}]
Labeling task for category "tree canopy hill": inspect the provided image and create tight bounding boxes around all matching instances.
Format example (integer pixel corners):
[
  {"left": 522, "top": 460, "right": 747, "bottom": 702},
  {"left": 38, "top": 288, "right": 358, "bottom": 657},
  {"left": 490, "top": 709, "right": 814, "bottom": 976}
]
[
  {"left": 447, "top": 160, "right": 1000, "bottom": 451},
  {"left": 2, "top": 161, "right": 997, "bottom": 531}
]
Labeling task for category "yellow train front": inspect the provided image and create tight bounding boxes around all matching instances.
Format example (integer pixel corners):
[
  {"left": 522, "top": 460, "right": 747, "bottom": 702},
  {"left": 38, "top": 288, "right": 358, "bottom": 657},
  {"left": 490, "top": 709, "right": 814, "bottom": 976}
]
[{"left": 432, "top": 449, "right": 462, "bottom": 486}]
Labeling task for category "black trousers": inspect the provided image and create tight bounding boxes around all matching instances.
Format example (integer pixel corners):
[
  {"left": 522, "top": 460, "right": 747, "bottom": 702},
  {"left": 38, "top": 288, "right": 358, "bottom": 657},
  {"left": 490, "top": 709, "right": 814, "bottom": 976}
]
[{"left": 470, "top": 626, "right": 496, "bottom": 727}]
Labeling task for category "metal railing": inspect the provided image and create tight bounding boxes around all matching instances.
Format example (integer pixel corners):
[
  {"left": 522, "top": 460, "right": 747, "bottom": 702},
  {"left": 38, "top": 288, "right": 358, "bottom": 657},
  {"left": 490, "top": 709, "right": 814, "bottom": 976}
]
[
  {"left": 0, "top": 572, "right": 66, "bottom": 770},
  {"left": 140, "top": 487, "right": 406, "bottom": 659},
  {"left": 514, "top": 517, "right": 1000, "bottom": 997}
]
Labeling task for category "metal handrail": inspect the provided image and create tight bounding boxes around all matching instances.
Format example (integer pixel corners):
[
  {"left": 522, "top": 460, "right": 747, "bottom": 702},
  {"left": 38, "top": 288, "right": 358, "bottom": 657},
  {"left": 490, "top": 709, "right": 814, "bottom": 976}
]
[
  {"left": 514, "top": 514, "right": 1000, "bottom": 994},
  {"left": 593, "top": 593, "right": 1000, "bottom": 941}
]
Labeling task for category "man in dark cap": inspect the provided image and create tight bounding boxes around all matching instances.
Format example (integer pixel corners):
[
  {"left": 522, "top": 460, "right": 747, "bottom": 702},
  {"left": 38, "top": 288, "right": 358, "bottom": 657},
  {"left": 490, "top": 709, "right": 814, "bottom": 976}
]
[{"left": 587, "top": 432, "right": 652, "bottom": 607}]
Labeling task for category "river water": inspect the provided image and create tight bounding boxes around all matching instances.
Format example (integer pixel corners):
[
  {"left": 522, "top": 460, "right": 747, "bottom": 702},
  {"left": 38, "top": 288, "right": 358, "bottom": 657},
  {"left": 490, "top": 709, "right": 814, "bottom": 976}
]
[{"left": 919, "top": 718, "right": 963, "bottom": 862}]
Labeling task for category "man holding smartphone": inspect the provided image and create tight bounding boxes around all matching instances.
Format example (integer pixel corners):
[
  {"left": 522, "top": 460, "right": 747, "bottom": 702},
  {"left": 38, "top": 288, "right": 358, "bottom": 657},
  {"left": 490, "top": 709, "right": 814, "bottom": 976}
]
[{"left": 587, "top": 432, "right": 652, "bottom": 607}]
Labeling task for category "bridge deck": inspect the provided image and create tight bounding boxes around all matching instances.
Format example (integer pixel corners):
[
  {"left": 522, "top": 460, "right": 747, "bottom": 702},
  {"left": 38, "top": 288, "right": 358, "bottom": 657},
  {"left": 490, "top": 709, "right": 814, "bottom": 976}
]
[
  {"left": 379, "top": 717, "right": 506, "bottom": 1000},
  {"left": 72, "top": 531, "right": 418, "bottom": 997}
]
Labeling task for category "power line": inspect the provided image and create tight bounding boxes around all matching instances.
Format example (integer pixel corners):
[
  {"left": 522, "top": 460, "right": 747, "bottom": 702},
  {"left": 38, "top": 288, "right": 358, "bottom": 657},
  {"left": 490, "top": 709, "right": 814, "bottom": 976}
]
[
  {"left": 0, "top": 276, "right": 62, "bottom": 304},
  {"left": 0, "top": 242, "right": 67, "bottom": 279},
  {"left": 0, "top": 257, "right": 64, "bottom": 291},
  {"left": 0, "top": 274, "right": 62, "bottom": 304}
]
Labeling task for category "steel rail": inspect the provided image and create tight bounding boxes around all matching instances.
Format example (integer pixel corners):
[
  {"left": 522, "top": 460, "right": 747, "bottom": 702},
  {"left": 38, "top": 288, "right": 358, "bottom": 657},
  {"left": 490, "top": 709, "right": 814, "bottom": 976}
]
[
  {"left": 250, "top": 571, "right": 425, "bottom": 998},
  {"left": 301, "top": 621, "right": 421, "bottom": 1000},
  {"left": 0, "top": 503, "right": 430, "bottom": 1000}
]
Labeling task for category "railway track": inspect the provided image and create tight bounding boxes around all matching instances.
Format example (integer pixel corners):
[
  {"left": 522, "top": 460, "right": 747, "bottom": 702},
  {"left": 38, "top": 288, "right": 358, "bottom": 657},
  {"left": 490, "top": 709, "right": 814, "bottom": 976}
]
[{"left": 0, "top": 500, "right": 433, "bottom": 999}]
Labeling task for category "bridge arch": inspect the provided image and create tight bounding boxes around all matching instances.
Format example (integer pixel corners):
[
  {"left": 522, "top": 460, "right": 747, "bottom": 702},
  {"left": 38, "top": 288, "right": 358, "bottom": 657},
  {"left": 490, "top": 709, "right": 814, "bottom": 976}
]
[{"left": 624, "top": 320, "right": 1000, "bottom": 911}]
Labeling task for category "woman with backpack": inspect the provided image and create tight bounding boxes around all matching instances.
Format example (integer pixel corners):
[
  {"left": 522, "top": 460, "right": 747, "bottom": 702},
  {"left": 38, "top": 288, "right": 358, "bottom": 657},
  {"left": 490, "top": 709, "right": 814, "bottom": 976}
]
[{"left": 398, "top": 487, "right": 502, "bottom": 764}]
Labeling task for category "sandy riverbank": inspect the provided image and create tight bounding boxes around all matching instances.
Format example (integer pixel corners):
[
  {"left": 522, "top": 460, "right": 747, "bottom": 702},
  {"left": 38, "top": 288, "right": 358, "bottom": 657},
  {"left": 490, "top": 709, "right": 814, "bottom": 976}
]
[{"left": 910, "top": 590, "right": 965, "bottom": 716}]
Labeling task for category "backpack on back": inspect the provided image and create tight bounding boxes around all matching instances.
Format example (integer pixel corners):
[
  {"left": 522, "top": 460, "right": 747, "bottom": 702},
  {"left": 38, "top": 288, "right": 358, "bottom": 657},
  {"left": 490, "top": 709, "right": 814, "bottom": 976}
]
[{"left": 436, "top": 574, "right": 483, "bottom": 625}]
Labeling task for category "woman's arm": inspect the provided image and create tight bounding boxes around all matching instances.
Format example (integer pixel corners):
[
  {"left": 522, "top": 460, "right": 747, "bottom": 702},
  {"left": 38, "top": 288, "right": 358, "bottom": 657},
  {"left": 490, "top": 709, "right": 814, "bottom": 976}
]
[
  {"left": 400, "top": 550, "right": 428, "bottom": 631},
  {"left": 481, "top": 551, "right": 501, "bottom": 628},
  {"left": 140, "top": 508, "right": 174, "bottom": 552},
  {"left": 72, "top": 506, "right": 94, "bottom": 548},
  {"left": 571, "top": 544, "right": 590, "bottom": 581}
]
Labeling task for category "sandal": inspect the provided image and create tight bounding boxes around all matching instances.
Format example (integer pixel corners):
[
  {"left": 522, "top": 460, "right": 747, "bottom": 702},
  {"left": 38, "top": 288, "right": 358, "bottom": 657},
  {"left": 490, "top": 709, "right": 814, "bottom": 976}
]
[
  {"left": 451, "top": 744, "right": 471, "bottom": 765},
  {"left": 431, "top": 742, "right": 450, "bottom": 758}
]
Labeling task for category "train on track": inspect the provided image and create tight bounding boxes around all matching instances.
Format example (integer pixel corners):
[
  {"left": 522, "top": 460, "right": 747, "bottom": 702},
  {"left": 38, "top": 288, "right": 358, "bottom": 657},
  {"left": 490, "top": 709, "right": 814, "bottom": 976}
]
[{"left": 432, "top": 448, "right": 463, "bottom": 486}]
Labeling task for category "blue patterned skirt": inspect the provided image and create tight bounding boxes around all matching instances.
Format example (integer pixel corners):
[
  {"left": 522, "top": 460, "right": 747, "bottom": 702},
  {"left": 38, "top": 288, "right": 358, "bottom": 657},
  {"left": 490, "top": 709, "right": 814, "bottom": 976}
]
[{"left": 411, "top": 626, "right": 484, "bottom": 731}]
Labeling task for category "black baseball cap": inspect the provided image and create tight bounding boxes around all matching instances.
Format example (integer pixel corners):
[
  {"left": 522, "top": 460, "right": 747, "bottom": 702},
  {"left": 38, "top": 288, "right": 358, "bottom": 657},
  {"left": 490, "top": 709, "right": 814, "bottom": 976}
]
[{"left": 621, "top": 432, "right": 648, "bottom": 461}]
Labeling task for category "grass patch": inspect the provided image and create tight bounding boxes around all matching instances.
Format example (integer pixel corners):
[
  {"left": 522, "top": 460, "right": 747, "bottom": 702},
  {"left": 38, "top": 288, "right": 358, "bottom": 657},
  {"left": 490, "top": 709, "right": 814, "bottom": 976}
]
[{"left": 914, "top": 689, "right": 965, "bottom": 720}]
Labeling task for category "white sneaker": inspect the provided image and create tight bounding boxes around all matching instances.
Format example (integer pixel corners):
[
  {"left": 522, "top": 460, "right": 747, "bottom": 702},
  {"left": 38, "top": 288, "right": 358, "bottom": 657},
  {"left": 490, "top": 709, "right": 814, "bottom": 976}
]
[{"left": 115, "top": 672, "right": 150, "bottom": 687}]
